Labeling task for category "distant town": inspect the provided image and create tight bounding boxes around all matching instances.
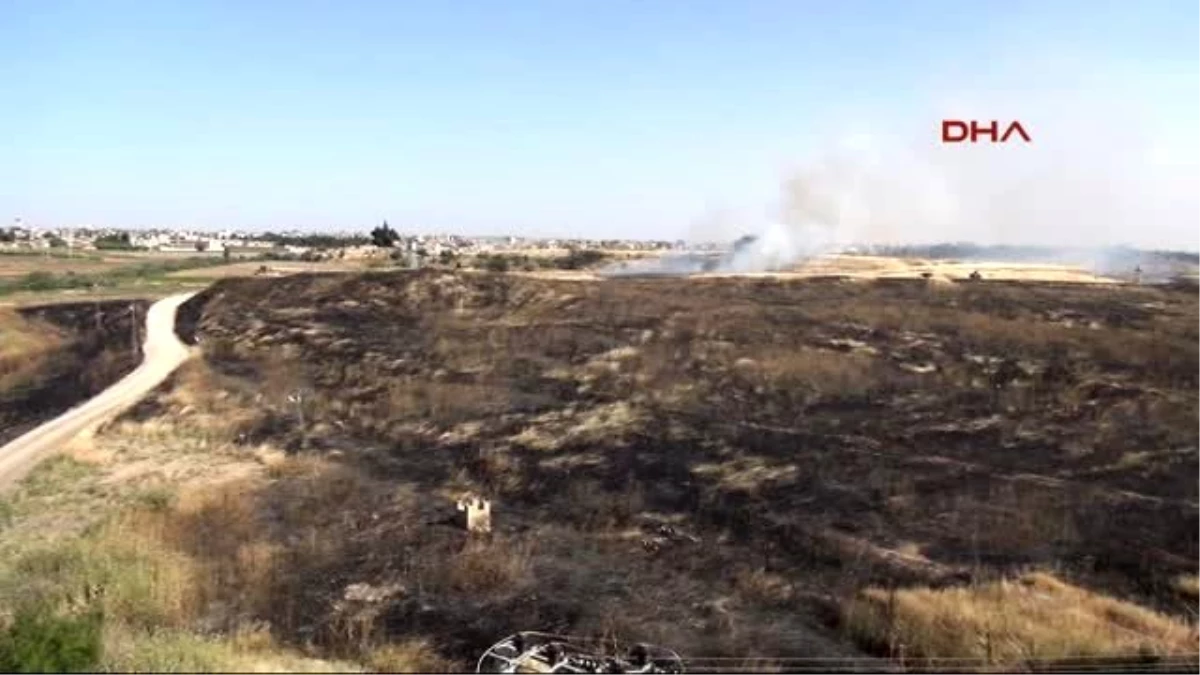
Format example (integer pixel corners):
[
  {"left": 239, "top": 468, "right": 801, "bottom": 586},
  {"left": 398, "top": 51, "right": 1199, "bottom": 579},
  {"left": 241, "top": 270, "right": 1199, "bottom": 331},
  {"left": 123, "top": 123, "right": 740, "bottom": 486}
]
[{"left": 0, "top": 220, "right": 696, "bottom": 257}]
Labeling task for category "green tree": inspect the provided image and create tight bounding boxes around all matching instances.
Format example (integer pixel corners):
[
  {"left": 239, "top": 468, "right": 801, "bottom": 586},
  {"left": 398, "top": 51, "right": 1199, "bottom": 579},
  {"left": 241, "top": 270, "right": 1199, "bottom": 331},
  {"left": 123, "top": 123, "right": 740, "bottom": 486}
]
[
  {"left": 370, "top": 221, "right": 399, "bottom": 248},
  {"left": 94, "top": 233, "right": 137, "bottom": 250},
  {"left": 555, "top": 248, "right": 608, "bottom": 270},
  {"left": 483, "top": 254, "right": 510, "bottom": 273}
]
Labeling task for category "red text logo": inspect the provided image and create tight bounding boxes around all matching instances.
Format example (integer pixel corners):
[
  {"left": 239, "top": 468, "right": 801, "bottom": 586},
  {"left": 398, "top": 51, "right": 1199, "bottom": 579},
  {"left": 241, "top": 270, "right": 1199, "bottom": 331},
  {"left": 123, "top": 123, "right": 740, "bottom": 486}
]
[{"left": 941, "top": 120, "right": 1031, "bottom": 144}]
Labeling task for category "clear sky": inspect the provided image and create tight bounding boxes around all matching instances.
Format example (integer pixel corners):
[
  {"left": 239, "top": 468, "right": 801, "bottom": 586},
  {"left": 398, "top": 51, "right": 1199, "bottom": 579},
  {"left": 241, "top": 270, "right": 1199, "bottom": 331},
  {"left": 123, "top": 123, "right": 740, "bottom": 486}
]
[{"left": 2, "top": 1, "right": 1197, "bottom": 246}]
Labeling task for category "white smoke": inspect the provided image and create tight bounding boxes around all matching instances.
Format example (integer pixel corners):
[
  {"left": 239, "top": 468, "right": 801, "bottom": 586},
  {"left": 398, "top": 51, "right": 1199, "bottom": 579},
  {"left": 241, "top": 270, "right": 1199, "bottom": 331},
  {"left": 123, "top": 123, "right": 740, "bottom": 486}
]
[
  {"left": 604, "top": 133, "right": 960, "bottom": 276},
  {"left": 605, "top": 42, "right": 1196, "bottom": 278}
]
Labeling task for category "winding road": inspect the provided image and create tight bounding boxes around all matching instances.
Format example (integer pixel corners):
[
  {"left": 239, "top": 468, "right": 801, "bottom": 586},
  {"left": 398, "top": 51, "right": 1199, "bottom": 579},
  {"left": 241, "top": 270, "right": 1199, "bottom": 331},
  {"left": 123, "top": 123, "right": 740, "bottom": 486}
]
[{"left": 0, "top": 292, "right": 197, "bottom": 491}]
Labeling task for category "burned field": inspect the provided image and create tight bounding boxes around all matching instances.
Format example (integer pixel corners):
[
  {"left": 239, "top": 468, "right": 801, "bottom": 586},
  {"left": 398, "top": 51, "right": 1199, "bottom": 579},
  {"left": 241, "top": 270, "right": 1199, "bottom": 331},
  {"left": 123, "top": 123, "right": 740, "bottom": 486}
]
[
  {"left": 0, "top": 300, "right": 149, "bottom": 446},
  {"left": 157, "top": 270, "right": 1197, "bottom": 665}
]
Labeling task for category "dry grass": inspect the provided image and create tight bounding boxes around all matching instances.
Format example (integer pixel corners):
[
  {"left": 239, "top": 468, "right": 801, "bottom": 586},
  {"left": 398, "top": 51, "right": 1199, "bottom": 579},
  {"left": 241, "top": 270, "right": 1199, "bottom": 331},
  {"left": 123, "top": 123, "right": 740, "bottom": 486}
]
[
  {"left": 365, "top": 639, "right": 459, "bottom": 673},
  {"left": 0, "top": 407, "right": 361, "bottom": 670},
  {"left": 0, "top": 254, "right": 127, "bottom": 278},
  {"left": 752, "top": 347, "right": 891, "bottom": 400},
  {"left": 0, "top": 455, "right": 403, "bottom": 671},
  {"left": 732, "top": 567, "right": 796, "bottom": 607},
  {"left": 429, "top": 537, "right": 536, "bottom": 595},
  {"left": 843, "top": 573, "right": 1200, "bottom": 668},
  {"left": 0, "top": 309, "right": 62, "bottom": 388},
  {"left": 162, "top": 270, "right": 1196, "bottom": 662},
  {"left": 100, "top": 622, "right": 360, "bottom": 672},
  {"left": 1175, "top": 575, "right": 1199, "bottom": 601},
  {"left": 164, "top": 260, "right": 366, "bottom": 279},
  {"left": 6, "top": 270, "right": 1197, "bottom": 669}
]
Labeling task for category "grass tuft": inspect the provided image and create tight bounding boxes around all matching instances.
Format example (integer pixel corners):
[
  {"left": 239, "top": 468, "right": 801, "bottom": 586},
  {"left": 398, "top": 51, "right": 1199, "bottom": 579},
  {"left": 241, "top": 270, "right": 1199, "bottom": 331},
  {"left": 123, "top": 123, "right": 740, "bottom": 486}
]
[{"left": 843, "top": 572, "right": 1200, "bottom": 668}]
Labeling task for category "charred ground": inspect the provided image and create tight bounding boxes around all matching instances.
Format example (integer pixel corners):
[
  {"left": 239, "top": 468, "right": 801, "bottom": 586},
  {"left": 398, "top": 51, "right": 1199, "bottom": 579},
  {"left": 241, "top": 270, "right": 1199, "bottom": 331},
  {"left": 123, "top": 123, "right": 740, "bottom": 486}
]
[
  {"left": 0, "top": 300, "right": 149, "bottom": 446},
  {"left": 153, "top": 270, "right": 1197, "bottom": 665}
]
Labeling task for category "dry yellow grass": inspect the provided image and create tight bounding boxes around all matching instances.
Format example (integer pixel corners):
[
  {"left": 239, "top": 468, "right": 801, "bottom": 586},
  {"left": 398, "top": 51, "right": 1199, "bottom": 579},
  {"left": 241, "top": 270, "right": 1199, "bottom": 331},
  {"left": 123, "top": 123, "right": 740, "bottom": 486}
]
[
  {"left": 732, "top": 567, "right": 795, "bottom": 607},
  {"left": 165, "top": 260, "right": 367, "bottom": 279},
  {"left": 0, "top": 309, "right": 62, "bottom": 387},
  {"left": 0, "top": 254, "right": 127, "bottom": 278},
  {"left": 844, "top": 573, "right": 1200, "bottom": 668},
  {"left": 366, "top": 638, "right": 459, "bottom": 673},
  {"left": 691, "top": 254, "right": 1123, "bottom": 284},
  {"left": 1175, "top": 575, "right": 1199, "bottom": 601},
  {"left": 100, "top": 621, "right": 361, "bottom": 672}
]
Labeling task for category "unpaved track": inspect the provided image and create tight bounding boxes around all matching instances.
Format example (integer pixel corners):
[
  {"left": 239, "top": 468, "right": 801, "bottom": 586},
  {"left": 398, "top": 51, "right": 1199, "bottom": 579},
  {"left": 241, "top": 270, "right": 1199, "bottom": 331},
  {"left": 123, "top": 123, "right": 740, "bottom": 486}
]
[{"left": 0, "top": 292, "right": 197, "bottom": 490}]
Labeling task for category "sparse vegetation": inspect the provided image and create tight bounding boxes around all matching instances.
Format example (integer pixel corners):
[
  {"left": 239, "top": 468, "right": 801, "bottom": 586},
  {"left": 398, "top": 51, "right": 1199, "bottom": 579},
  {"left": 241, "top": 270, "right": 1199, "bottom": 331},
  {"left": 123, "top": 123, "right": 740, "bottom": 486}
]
[
  {"left": 467, "top": 248, "right": 614, "bottom": 273},
  {"left": 0, "top": 604, "right": 104, "bottom": 673},
  {"left": 0, "top": 300, "right": 150, "bottom": 447},
  {"left": 0, "top": 256, "right": 229, "bottom": 297},
  {"left": 843, "top": 573, "right": 1199, "bottom": 669},
  {"left": 93, "top": 233, "right": 144, "bottom": 251},
  {"left": 3, "top": 269, "right": 1196, "bottom": 671},
  {"left": 1174, "top": 575, "right": 1199, "bottom": 601}
]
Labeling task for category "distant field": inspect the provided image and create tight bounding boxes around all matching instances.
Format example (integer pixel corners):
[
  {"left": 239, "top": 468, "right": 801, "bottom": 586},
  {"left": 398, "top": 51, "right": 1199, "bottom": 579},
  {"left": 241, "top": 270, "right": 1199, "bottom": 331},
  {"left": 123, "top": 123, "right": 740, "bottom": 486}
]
[
  {"left": 590, "top": 254, "right": 1133, "bottom": 284},
  {"left": 166, "top": 260, "right": 368, "bottom": 279},
  {"left": 0, "top": 249, "right": 233, "bottom": 277},
  {"left": 0, "top": 253, "right": 129, "bottom": 278},
  {"left": 0, "top": 281, "right": 209, "bottom": 308},
  {"left": 0, "top": 251, "right": 231, "bottom": 306}
]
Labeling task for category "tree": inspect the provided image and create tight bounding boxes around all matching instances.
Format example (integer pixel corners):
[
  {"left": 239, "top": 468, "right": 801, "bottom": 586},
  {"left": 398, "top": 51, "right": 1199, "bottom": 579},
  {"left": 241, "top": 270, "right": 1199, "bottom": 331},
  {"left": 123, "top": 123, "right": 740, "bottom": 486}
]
[
  {"left": 438, "top": 249, "right": 456, "bottom": 265},
  {"left": 555, "top": 248, "right": 608, "bottom": 270},
  {"left": 370, "top": 221, "right": 399, "bottom": 248},
  {"left": 483, "top": 254, "right": 510, "bottom": 273},
  {"left": 95, "top": 233, "right": 137, "bottom": 250}
]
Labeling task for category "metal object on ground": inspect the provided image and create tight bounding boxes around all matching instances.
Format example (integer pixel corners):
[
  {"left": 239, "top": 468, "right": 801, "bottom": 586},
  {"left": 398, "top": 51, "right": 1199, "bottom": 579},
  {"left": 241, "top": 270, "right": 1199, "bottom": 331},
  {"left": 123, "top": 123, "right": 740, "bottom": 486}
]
[{"left": 477, "top": 632, "right": 684, "bottom": 674}]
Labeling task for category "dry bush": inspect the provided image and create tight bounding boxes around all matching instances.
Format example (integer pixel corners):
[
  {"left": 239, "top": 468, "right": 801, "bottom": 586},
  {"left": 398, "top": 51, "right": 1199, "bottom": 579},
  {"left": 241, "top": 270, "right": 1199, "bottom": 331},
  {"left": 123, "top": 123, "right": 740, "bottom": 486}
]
[
  {"left": 555, "top": 480, "right": 646, "bottom": 531},
  {"left": 755, "top": 347, "right": 892, "bottom": 400},
  {"left": 843, "top": 573, "right": 1200, "bottom": 668},
  {"left": 380, "top": 379, "right": 508, "bottom": 427},
  {"left": 3, "top": 510, "right": 202, "bottom": 631},
  {"left": 0, "top": 311, "right": 62, "bottom": 388},
  {"left": 733, "top": 567, "right": 796, "bottom": 608},
  {"left": 27, "top": 458, "right": 384, "bottom": 641},
  {"left": 950, "top": 312, "right": 1073, "bottom": 354},
  {"left": 424, "top": 537, "right": 536, "bottom": 595},
  {"left": 101, "top": 621, "right": 360, "bottom": 673},
  {"left": 366, "top": 639, "right": 459, "bottom": 673}
]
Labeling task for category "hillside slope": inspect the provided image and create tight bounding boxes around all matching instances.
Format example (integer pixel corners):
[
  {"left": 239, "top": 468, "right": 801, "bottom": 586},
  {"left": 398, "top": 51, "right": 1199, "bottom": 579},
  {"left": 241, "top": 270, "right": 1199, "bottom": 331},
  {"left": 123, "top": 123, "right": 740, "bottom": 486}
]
[{"left": 153, "top": 269, "right": 1198, "bottom": 666}]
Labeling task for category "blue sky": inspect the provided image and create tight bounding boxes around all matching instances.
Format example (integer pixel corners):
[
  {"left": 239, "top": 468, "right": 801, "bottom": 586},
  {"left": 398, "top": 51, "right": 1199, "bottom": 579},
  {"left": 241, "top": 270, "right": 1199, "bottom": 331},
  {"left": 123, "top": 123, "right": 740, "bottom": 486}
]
[{"left": 2, "top": 1, "right": 1197, "bottom": 245}]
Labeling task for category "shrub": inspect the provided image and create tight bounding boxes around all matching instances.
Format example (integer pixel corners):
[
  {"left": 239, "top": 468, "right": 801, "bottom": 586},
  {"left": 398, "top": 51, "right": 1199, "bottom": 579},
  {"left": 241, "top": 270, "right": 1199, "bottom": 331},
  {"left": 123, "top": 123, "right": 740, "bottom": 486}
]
[
  {"left": 483, "top": 254, "right": 510, "bottom": 273},
  {"left": 0, "top": 605, "right": 104, "bottom": 673},
  {"left": 554, "top": 248, "right": 608, "bottom": 270}
]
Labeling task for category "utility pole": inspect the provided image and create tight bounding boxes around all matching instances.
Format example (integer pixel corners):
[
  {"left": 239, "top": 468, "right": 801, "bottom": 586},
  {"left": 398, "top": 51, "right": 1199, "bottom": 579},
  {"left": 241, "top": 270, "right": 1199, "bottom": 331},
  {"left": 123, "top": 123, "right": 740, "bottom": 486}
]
[{"left": 129, "top": 303, "right": 139, "bottom": 360}]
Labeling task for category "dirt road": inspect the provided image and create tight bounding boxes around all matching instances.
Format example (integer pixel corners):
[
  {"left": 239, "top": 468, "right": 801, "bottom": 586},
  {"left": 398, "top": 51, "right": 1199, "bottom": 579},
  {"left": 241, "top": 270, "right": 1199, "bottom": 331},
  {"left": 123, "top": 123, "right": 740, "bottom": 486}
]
[{"left": 0, "top": 292, "right": 197, "bottom": 490}]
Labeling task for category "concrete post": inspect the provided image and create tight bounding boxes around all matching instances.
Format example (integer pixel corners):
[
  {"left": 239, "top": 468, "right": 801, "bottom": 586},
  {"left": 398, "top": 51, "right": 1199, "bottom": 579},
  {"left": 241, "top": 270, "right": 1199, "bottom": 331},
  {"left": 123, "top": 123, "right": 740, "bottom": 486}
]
[{"left": 456, "top": 494, "right": 492, "bottom": 534}]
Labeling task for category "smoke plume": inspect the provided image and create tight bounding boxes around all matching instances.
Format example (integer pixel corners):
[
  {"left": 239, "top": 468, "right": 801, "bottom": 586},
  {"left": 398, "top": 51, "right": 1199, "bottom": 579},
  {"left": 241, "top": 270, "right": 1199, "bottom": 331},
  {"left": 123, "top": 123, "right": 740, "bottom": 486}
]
[{"left": 605, "top": 48, "right": 1197, "bottom": 277}]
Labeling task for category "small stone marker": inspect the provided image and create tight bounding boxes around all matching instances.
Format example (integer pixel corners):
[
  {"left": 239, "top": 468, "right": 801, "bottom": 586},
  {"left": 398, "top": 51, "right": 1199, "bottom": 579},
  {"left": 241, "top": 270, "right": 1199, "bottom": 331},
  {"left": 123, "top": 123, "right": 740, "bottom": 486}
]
[{"left": 456, "top": 493, "right": 492, "bottom": 534}]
